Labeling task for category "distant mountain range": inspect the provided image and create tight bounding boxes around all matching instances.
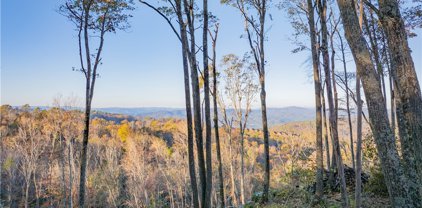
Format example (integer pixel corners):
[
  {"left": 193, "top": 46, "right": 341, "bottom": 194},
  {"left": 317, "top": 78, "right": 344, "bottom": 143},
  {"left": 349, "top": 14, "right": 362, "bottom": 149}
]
[
  {"left": 12, "top": 105, "right": 368, "bottom": 128},
  {"left": 95, "top": 106, "right": 316, "bottom": 128}
]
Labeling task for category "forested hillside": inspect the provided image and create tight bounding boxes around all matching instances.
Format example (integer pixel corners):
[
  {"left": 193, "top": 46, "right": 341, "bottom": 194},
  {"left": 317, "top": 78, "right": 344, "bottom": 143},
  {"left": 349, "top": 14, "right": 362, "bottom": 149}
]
[
  {"left": 2, "top": 0, "right": 422, "bottom": 207},
  {"left": 1, "top": 105, "right": 385, "bottom": 208}
]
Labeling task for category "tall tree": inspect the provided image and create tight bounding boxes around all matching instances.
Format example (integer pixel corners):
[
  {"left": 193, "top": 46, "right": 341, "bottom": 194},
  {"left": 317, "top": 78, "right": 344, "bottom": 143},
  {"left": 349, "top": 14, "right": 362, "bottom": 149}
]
[
  {"left": 355, "top": 76, "right": 363, "bottom": 208},
  {"left": 221, "top": 54, "right": 258, "bottom": 205},
  {"left": 375, "top": 0, "right": 422, "bottom": 203},
  {"left": 135, "top": 0, "right": 203, "bottom": 206},
  {"left": 222, "top": 0, "right": 271, "bottom": 201},
  {"left": 202, "top": 0, "right": 213, "bottom": 206},
  {"left": 209, "top": 23, "right": 225, "bottom": 208},
  {"left": 305, "top": 0, "right": 324, "bottom": 201},
  {"left": 182, "top": 0, "right": 208, "bottom": 205},
  {"left": 336, "top": 0, "right": 414, "bottom": 206},
  {"left": 59, "top": 1, "right": 133, "bottom": 206},
  {"left": 316, "top": 0, "right": 349, "bottom": 206}
]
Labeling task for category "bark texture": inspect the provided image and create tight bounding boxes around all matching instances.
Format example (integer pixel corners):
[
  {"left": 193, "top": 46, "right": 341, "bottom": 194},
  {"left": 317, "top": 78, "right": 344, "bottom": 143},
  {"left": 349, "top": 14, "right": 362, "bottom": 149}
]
[
  {"left": 378, "top": 0, "right": 422, "bottom": 204},
  {"left": 336, "top": 0, "right": 413, "bottom": 206},
  {"left": 355, "top": 77, "right": 363, "bottom": 208}
]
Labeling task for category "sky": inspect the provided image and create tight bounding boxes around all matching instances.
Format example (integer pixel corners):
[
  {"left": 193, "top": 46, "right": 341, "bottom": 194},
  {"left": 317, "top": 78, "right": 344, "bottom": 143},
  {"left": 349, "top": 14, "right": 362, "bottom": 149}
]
[{"left": 1, "top": 0, "right": 421, "bottom": 108}]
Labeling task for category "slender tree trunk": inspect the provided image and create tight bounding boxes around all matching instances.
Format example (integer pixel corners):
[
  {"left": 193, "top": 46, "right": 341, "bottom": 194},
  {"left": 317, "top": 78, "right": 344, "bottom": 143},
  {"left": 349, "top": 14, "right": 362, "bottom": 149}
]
[
  {"left": 34, "top": 171, "right": 41, "bottom": 208},
  {"left": 79, "top": 90, "right": 91, "bottom": 208},
  {"left": 384, "top": 40, "right": 396, "bottom": 136},
  {"left": 78, "top": 5, "right": 91, "bottom": 205},
  {"left": 211, "top": 25, "right": 225, "bottom": 208},
  {"left": 330, "top": 31, "right": 339, "bottom": 129},
  {"left": 378, "top": 0, "right": 422, "bottom": 204},
  {"left": 117, "top": 147, "right": 128, "bottom": 207},
  {"left": 238, "top": 0, "right": 269, "bottom": 201},
  {"left": 362, "top": 10, "right": 387, "bottom": 108},
  {"left": 370, "top": 10, "right": 388, "bottom": 106},
  {"left": 79, "top": 3, "right": 102, "bottom": 206},
  {"left": 322, "top": 84, "right": 331, "bottom": 176},
  {"left": 259, "top": 74, "right": 270, "bottom": 203},
  {"left": 202, "top": 0, "right": 213, "bottom": 207},
  {"left": 339, "top": 33, "right": 355, "bottom": 170},
  {"left": 68, "top": 138, "right": 74, "bottom": 208},
  {"left": 307, "top": 0, "right": 324, "bottom": 200},
  {"left": 240, "top": 125, "right": 246, "bottom": 206},
  {"left": 258, "top": 1, "right": 270, "bottom": 203},
  {"left": 183, "top": 1, "right": 207, "bottom": 206},
  {"left": 228, "top": 132, "right": 238, "bottom": 207},
  {"left": 317, "top": 1, "right": 348, "bottom": 206},
  {"left": 176, "top": 1, "right": 199, "bottom": 206},
  {"left": 60, "top": 135, "right": 67, "bottom": 208},
  {"left": 336, "top": 0, "right": 413, "bottom": 206},
  {"left": 355, "top": 76, "right": 363, "bottom": 208},
  {"left": 25, "top": 179, "right": 30, "bottom": 208}
]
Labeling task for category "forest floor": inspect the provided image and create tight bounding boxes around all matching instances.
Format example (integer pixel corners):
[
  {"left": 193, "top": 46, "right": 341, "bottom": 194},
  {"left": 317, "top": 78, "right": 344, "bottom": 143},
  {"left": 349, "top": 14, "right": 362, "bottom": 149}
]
[{"left": 246, "top": 186, "right": 390, "bottom": 208}]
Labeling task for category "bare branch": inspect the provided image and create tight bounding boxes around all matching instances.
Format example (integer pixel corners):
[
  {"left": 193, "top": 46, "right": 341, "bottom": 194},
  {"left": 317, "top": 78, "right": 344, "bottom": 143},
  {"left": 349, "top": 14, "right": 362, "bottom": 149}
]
[{"left": 139, "top": 0, "right": 182, "bottom": 43}]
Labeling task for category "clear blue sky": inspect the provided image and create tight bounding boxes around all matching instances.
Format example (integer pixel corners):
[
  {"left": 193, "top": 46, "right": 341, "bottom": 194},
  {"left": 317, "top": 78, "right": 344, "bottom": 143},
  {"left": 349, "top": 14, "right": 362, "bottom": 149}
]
[{"left": 1, "top": 0, "right": 421, "bottom": 108}]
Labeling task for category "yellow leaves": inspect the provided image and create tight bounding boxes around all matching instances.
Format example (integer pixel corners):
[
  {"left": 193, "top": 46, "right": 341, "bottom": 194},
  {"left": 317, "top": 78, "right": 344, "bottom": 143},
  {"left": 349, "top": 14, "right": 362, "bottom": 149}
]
[
  {"left": 2, "top": 156, "right": 14, "bottom": 171},
  {"left": 163, "top": 119, "right": 178, "bottom": 132},
  {"left": 117, "top": 123, "right": 130, "bottom": 143},
  {"left": 150, "top": 120, "right": 160, "bottom": 130}
]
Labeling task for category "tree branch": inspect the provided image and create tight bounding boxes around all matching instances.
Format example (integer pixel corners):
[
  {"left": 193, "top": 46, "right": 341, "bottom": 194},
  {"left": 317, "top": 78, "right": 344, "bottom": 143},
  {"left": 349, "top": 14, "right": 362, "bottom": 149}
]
[{"left": 139, "top": 0, "right": 182, "bottom": 43}]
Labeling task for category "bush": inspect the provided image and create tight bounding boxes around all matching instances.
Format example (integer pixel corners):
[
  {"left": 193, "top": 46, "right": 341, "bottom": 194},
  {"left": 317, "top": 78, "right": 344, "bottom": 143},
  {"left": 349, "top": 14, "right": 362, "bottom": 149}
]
[{"left": 364, "top": 167, "right": 388, "bottom": 197}]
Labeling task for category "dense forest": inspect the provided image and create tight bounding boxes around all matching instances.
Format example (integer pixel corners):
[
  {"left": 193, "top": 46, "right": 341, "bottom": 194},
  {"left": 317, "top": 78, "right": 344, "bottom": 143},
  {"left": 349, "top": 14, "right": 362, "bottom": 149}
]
[{"left": 1, "top": 0, "right": 422, "bottom": 207}]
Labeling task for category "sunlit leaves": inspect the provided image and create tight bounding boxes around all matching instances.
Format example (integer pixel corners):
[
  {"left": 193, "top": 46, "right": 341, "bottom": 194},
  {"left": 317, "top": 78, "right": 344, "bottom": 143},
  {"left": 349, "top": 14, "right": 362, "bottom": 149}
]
[{"left": 118, "top": 123, "right": 131, "bottom": 143}]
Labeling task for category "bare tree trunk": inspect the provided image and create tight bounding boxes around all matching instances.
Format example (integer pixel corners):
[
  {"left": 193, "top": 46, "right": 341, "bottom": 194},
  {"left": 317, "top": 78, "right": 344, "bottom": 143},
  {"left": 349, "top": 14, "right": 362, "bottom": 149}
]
[
  {"left": 33, "top": 171, "right": 40, "bottom": 208},
  {"left": 176, "top": 0, "right": 199, "bottom": 206},
  {"left": 378, "top": 0, "right": 422, "bottom": 204},
  {"left": 317, "top": 1, "right": 349, "bottom": 206},
  {"left": 79, "top": 57, "right": 92, "bottom": 208},
  {"left": 383, "top": 34, "right": 396, "bottom": 136},
  {"left": 336, "top": 0, "right": 413, "bottom": 206},
  {"left": 355, "top": 76, "right": 363, "bottom": 208},
  {"left": 228, "top": 133, "right": 238, "bottom": 207},
  {"left": 338, "top": 32, "right": 355, "bottom": 170},
  {"left": 330, "top": 30, "right": 339, "bottom": 131},
  {"left": 210, "top": 24, "right": 225, "bottom": 208},
  {"left": 117, "top": 147, "right": 128, "bottom": 207},
  {"left": 79, "top": 2, "right": 106, "bottom": 206},
  {"left": 258, "top": 4, "right": 269, "bottom": 197},
  {"left": 202, "top": 0, "right": 213, "bottom": 207},
  {"left": 25, "top": 180, "right": 30, "bottom": 208},
  {"left": 68, "top": 138, "right": 74, "bottom": 208},
  {"left": 234, "top": 0, "right": 269, "bottom": 201},
  {"left": 60, "top": 135, "right": 67, "bottom": 208},
  {"left": 321, "top": 84, "right": 331, "bottom": 176},
  {"left": 183, "top": 0, "right": 207, "bottom": 206},
  {"left": 79, "top": 4, "right": 93, "bottom": 205},
  {"left": 362, "top": 10, "right": 385, "bottom": 104},
  {"left": 307, "top": 0, "right": 324, "bottom": 200},
  {"left": 240, "top": 124, "right": 246, "bottom": 206}
]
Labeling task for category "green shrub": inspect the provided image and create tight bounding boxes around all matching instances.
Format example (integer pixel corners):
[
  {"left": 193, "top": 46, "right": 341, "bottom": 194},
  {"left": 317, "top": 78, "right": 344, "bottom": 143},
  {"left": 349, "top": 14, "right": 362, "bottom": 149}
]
[{"left": 364, "top": 167, "right": 388, "bottom": 197}]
